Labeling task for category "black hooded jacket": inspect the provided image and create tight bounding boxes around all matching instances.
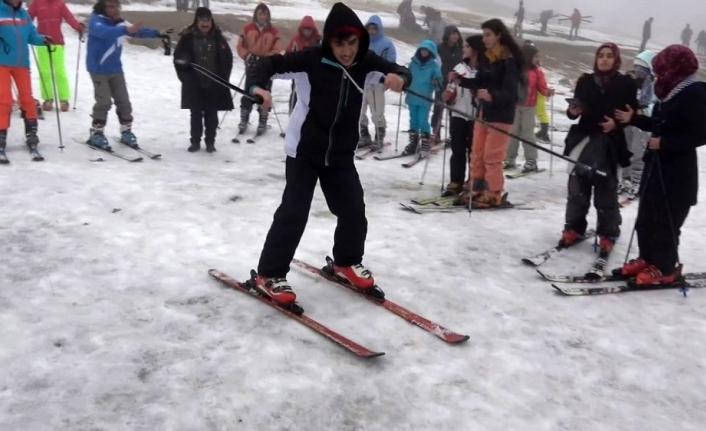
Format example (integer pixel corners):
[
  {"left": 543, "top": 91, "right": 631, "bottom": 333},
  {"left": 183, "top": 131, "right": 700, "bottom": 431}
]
[
  {"left": 249, "top": 2, "right": 412, "bottom": 167},
  {"left": 436, "top": 26, "right": 463, "bottom": 82}
]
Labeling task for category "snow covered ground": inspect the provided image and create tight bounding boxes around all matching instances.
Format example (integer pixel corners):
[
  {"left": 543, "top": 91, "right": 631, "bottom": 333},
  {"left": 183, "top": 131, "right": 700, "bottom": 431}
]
[{"left": 2, "top": 5, "right": 706, "bottom": 431}]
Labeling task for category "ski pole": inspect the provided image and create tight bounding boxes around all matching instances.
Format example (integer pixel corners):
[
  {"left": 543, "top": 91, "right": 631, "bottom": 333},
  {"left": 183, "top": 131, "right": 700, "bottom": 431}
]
[
  {"left": 31, "top": 46, "right": 51, "bottom": 108},
  {"left": 405, "top": 88, "right": 607, "bottom": 177},
  {"left": 439, "top": 110, "right": 449, "bottom": 192},
  {"left": 177, "top": 61, "right": 264, "bottom": 102},
  {"left": 549, "top": 95, "right": 554, "bottom": 178},
  {"left": 271, "top": 103, "right": 286, "bottom": 138},
  {"left": 73, "top": 31, "right": 84, "bottom": 110},
  {"left": 217, "top": 70, "right": 247, "bottom": 129},
  {"left": 394, "top": 92, "right": 402, "bottom": 152},
  {"left": 47, "top": 45, "right": 65, "bottom": 150}
]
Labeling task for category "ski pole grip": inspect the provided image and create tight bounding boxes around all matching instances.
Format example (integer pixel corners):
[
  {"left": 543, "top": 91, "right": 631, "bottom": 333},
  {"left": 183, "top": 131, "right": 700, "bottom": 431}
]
[{"left": 251, "top": 94, "right": 264, "bottom": 105}]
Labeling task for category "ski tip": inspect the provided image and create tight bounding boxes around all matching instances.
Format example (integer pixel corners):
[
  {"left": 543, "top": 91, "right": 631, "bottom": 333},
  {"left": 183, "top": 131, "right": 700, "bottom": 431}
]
[
  {"left": 363, "top": 351, "right": 386, "bottom": 358},
  {"left": 536, "top": 269, "right": 547, "bottom": 279},
  {"left": 551, "top": 284, "right": 571, "bottom": 295},
  {"left": 521, "top": 258, "right": 539, "bottom": 266},
  {"left": 151, "top": 155, "right": 162, "bottom": 159},
  {"left": 445, "top": 334, "right": 470, "bottom": 344},
  {"left": 131, "top": 158, "right": 144, "bottom": 162}
]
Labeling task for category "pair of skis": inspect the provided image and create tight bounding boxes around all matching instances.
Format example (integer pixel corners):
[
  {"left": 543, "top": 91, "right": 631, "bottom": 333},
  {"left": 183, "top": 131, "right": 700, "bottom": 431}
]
[
  {"left": 355, "top": 142, "right": 391, "bottom": 160},
  {"left": 72, "top": 138, "right": 160, "bottom": 162},
  {"left": 0, "top": 146, "right": 44, "bottom": 164},
  {"left": 232, "top": 125, "right": 279, "bottom": 144},
  {"left": 400, "top": 194, "right": 539, "bottom": 214},
  {"left": 209, "top": 257, "right": 469, "bottom": 358}
]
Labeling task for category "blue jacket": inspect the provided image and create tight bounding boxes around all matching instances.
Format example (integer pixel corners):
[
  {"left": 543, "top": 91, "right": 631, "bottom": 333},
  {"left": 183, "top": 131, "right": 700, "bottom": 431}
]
[
  {"left": 635, "top": 50, "right": 656, "bottom": 116},
  {"left": 365, "top": 15, "right": 396, "bottom": 62},
  {"left": 86, "top": 13, "right": 160, "bottom": 74},
  {"left": 0, "top": 1, "right": 45, "bottom": 67},
  {"left": 405, "top": 39, "right": 442, "bottom": 108}
]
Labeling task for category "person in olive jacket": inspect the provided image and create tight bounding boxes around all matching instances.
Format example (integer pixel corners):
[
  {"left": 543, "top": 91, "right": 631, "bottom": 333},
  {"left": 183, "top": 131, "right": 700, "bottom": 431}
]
[
  {"left": 614, "top": 44, "right": 706, "bottom": 286},
  {"left": 174, "top": 7, "right": 234, "bottom": 153}
]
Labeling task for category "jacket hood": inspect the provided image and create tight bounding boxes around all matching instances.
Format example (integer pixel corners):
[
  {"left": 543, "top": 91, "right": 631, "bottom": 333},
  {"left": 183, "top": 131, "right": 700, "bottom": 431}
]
[
  {"left": 252, "top": 3, "right": 271, "bottom": 23},
  {"left": 415, "top": 38, "right": 438, "bottom": 60},
  {"left": 635, "top": 50, "right": 655, "bottom": 74},
  {"left": 442, "top": 25, "right": 461, "bottom": 46},
  {"left": 366, "top": 15, "right": 384, "bottom": 43},
  {"left": 298, "top": 15, "right": 320, "bottom": 39},
  {"left": 322, "top": 2, "right": 370, "bottom": 65}
]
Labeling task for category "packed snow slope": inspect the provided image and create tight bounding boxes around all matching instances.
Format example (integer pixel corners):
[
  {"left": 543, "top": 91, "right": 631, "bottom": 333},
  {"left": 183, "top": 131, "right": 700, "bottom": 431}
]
[{"left": 2, "top": 6, "right": 706, "bottom": 431}]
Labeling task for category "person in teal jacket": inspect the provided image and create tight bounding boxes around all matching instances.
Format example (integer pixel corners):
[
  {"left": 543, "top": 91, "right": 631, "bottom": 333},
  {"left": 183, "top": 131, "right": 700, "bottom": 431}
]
[
  {"left": 403, "top": 38, "right": 442, "bottom": 155},
  {"left": 0, "top": 0, "right": 51, "bottom": 158}
]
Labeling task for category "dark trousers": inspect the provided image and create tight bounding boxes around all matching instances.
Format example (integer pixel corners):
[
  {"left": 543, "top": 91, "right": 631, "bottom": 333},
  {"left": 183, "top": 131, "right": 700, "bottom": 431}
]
[
  {"left": 190, "top": 107, "right": 218, "bottom": 145},
  {"left": 637, "top": 199, "right": 690, "bottom": 275},
  {"left": 431, "top": 91, "right": 444, "bottom": 134},
  {"left": 241, "top": 64, "right": 272, "bottom": 113},
  {"left": 257, "top": 156, "right": 368, "bottom": 277},
  {"left": 449, "top": 116, "right": 473, "bottom": 184},
  {"left": 565, "top": 170, "right": 621, "bottom": 238}
]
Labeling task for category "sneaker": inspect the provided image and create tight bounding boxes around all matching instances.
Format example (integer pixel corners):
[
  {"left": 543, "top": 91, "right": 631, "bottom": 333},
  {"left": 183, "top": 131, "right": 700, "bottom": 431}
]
[
  {"left": 42, "top": 100, "right": 53, "bottom": 111},
  {"left": 634, "top": 265, "right": 683, "bottom": 286},
  {"left": 522, "top": 159, "right": 538, "bottom": 173},
  {"left": 333, "top": 263, "right": 375, "bottom": 289},
  {"left": 560, "top": 229, "right": 582, "bottom": 247},
  {"left": 614, "top": 258, "right": 649, "bottom": 277},
  {"left": 255, "top": 275, "right": 297, "bottom": 303},
  {"left": 60, "top": 101, "right": 69, "bottom": 112}
]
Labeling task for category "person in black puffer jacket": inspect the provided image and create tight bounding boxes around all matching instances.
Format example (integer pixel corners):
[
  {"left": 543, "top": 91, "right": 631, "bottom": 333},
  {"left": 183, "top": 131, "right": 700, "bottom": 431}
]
[
  {"left": 560, "top": 42, "right": 637, "bottom": 254},
  {"left": 614, "top": 44, "right": 706, "bottom": 285},
  {"left": 431, "top": 25, "right": 463, "bottom": 136},
  {"left": 245, "top": 2, "right": 411, "bottom": 305},
  {"left": 173, "top": 8, "right": 233, "bottom": 153}
]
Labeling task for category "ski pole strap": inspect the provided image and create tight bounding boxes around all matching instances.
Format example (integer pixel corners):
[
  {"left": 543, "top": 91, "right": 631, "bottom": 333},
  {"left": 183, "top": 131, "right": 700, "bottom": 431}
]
[
  {"left": 175, "top": 60, "right": 264, "bottom": 104},
  {"left": 404, "top": 88, "right": 608, "bottom": 177}
]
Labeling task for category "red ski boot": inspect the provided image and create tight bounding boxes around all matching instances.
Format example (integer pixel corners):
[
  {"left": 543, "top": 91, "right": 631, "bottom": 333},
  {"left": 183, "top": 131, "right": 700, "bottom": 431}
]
[
  {"left": 333, "top": 263, "right": 376, "bottom": 290},
  {"left": 254, "top": 275, "right": 296, "bottom": 304},
  {"left": 634, "top": 264, "right": 683, "bottom": 286},
  {"left": 613, "top": 258, "right": 649, "bottom": 278},
  {"left": 598, "top": 236, "right": 615, "bottom": 252},
  {"left": 560, "top": 229, "right": 582, "bottom": 247}
]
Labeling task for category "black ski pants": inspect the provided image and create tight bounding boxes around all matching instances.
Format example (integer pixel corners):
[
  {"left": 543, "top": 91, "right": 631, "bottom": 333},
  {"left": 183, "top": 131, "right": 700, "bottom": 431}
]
[
  {"left": 565, "top": 169, "right": 621, "bottom": 238},
  {"left": 636, "top": 200, "right": 690, "bottom": 275},
  {"left": 449, "top": 116, "right": 473, "bottom": 184},
  {"left": 257, "top": 156, "right": 368, "bottom": 277},
  {"left": 190, "top": 107, "right": 218, "bottom": 145}
]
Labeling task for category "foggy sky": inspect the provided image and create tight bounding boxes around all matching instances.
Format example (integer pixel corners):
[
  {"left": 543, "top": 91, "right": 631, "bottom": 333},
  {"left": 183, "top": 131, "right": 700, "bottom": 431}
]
[{"left": 489, "top": 0, "right": 706, "bottom": 45}]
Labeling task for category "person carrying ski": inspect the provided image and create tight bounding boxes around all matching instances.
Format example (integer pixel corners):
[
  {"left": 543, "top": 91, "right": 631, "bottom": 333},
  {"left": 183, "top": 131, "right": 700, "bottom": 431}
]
[
  {"left": 538, "top": 9, "right": 554, "bottom": 35},
  {"left": 27, "top": 0, "right": 85, "bottom": 112},
  {"left": 441, "top": 35, "right": 482, "bottom": 196},
  {"left": 234, "top": 2, "right": 281, "bottom": 140},
  {"left": 450, "top": 19, "right": 523, "bottom": 208},
  {"left": 285, "top": 15, "right": 320, "bottom": 115},
  {"left": 402, "top": 39, "right": 442, "bottom": 156},
  {"left": 85, "top": 0, "right": 163, "bottom": 150},
  {"left": 505, "top": 42, "right": 552, "bottom": 173},
  {"left": 560, "top": 43, "right": 637, "bottom": 253},
  {"left": 569, "top": 9, "right": 582, "bottom": 40},
  {"left": 173, "top": 7, "right": 233, "bottom": 153},
  {"left": 358, "top": 14, "right": 396, "bottom": 151},
  {"left": 614, "top": 45, "right": 706, "bottom": 285},
  {"left": 620, "top": 49, "right": 655, "bottom": 196},
  {"left": 430, "top": 25, "right": 463, "bottom": 143},
  {"left": 0, "top": 0, "right": 52, "bottom": 159},
  {"left": 247, "top": 2, "right": 411, "bottom": 304}
]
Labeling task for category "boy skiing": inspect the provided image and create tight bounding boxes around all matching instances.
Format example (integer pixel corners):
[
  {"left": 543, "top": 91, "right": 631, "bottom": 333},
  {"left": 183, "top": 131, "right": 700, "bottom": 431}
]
[
  {"left": 248, "top": 2, "right": 411, "bottom": 303},
  {"left": 85, "top": 0, "right": 163, "bottom": 150},
  {"left": 28, "top": 0, "right": 85, "bottom": 111},
  {"left": 0, "top": 0, "right": 52, "bottom": 162}
]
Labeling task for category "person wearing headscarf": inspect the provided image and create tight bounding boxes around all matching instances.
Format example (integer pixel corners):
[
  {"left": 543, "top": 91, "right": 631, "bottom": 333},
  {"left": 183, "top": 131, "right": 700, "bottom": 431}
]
[
  {"left": 560, "top": 43, "right": 637, "bottom": 254},
  {"left": 614, "top": 45, "right": 706, "bottom": 285}
]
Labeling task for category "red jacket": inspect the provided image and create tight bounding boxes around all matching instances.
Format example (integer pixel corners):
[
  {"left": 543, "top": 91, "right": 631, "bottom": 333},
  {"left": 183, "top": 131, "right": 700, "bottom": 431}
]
[
  {"left": 285, "top": 15, "right": 321, "bottom": 52},
  {"left": 523, "top": 67, "right": 549, "bottom": 107},
  {"left": 28, "top": 0, "right": 82, "bottom": 45}
]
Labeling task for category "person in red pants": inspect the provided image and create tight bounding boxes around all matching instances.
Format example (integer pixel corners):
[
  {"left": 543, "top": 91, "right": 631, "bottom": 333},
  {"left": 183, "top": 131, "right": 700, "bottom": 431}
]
[{"left": 0, "top": 0, "right": 52, "bottom": 157}]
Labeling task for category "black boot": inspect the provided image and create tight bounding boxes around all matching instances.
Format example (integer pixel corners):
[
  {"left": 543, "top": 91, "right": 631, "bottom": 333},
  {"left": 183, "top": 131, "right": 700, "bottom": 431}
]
[
  {"left": 372, "top": 127, "right": 386, "bottom": 150},
  {"left": 205, "top": 141, "right": 216, "bottom": 153},
  {"left": 256, "top": 110, "right": 268, "bottom": 136},
  {"left": 420, "top": 132, "right": 431, "bottom": 154},
  {"left": 535, "top": 123, "right": 550, "bottom": 142},
  {"left": 357, "top": 125, "right": 373, "bottom": 148},
  {"left": 0, "top": 129, "right": 6, "bottom": 151},
  {"left": 238, "top": 109, "right": 249, "bottom": 134},
  {"left": 403, "top": 131, "right": 419, "bottom": 155},
  {"left": 24, "top": 119, "right": 39, "bottom": 149},
  {"left": 188, "top": 140, "right": 200, "bottom": 152}
]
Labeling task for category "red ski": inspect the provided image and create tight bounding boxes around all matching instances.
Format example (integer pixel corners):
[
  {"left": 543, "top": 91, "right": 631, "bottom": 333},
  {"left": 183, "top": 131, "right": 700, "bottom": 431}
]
[
  {"left": 291, "top": 258, "right": 470, "bottom": 344},
  {"left": 209, "top": 269, "right": 384, "bottom": 358}
]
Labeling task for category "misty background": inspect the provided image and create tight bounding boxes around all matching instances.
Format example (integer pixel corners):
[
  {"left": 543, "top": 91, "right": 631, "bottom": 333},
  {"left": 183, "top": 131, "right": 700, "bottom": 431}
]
[{"left": 454, "top": 0, "right": 706, "bottom": 47}]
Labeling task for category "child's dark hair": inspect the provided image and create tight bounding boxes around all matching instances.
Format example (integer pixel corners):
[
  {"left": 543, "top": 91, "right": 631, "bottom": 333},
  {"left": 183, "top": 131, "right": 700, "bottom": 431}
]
[
  {"left": 481, "top": 18, "right": 526, "bottom": 72},
  {"left": 465, "top": 35, "right": 484, "bottom": 56},
  {"left": 94, "top": 0, "right": 119, "bottom": 15}
]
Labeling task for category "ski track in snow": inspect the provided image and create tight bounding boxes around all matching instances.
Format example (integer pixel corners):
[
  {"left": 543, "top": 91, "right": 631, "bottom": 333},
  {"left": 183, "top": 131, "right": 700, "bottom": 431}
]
[{"left": 2, "top": 10, "right": 706, "bottom": 431}]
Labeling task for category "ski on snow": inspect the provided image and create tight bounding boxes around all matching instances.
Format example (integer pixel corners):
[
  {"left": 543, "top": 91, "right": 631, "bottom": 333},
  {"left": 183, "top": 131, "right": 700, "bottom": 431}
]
[
  {"left": 0, "top": 147, "right": 44, "bottom": 163},
  {"left": 538, "top": 270, "right": 706, "bottom": 284},
  {"left": 73, "top": 138, "right": 143, "bottom": 162},
  {"left": 505, "top": 168, "right": 547, "bottom": 179},
  {"left": 551, "top": 279, "right": 706, "bottom": 296},
  {"left": 521, "top": 229, "right": 597, "bottom": 267},
  {"left": 111, "top": 137, "right": 161, "bottom": 159},
  {"left": 208, "top": 268, "right": 384, "bottom": 358},
  {"left": 355, "top": 142, "right": 391, "bottom": 160},
  {"left": 400, "top": 201, "right": 537, "bottom": 214},
  {"left": 291, "top": 257, "right": 470, "bottom": 344}
]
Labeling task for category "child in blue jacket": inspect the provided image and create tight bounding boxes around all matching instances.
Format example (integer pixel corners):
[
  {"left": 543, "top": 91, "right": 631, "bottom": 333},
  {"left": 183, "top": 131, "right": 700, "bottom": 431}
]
[
  {"left": 85, "top": 0, "right": 163, "bottom": 150},
  {"left": 0, "top": 0, "right": 50, "bottom": 160},
  {"left": 403, "top": 39, "right": 442, "bottom": 155}
]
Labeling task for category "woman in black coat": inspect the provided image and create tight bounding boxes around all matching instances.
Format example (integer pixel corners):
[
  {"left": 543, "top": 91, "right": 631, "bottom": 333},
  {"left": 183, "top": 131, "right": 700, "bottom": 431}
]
[
  {"left": 174, "top": 7, "right": 234, "bottom": 153},
  {"left": 614, "top": 45, "right": 706, "bottom": 285}
]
